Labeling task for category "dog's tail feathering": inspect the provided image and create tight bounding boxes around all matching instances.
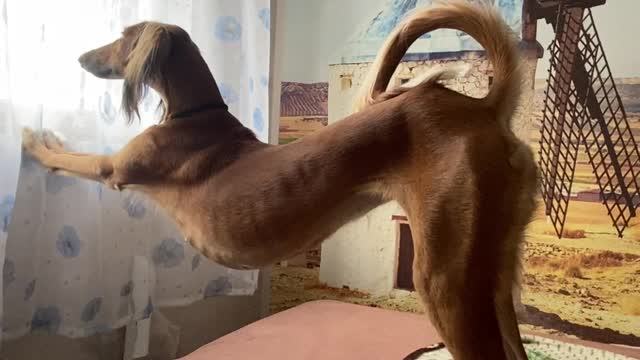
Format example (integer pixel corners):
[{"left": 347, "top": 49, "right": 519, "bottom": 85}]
[{"left": 353, "top": 0, "right": 522, "bottom": 129}]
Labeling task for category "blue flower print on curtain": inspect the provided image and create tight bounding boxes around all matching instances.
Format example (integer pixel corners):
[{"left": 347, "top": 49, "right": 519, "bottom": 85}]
[
  {"left": 1, "top": 195, "right": 15, "bottom": 233},
  {"left": 214, "top": 16, "right": 242, "bottom": 42},
  {"left": 253, "top": 107, "right": 264, "bottom": 134},
  {"left": 152, "top": 238, "right": 185, "bottom": 268},
  {"left": 120, "top": 280, "right": 133, "bottom": 297},
  {"left": 204, "top": 276, "right": 232, "bottom": 297},
  {"left": 260, "top": 75, "right": 268, "bottom": 88},
  {"left": 191, "top": 254, "right": 201, "bottom": 271},
  {"left": 81, "top": 297, "right": 103, "bottom": 322},
  {"left": 219, "top": 83, "right": 239, "bottom": 104},
  {"left": 24, "top": 279, "right": 37, "bottom": 301},
  {"left": 142, "top": 297, "right": 153, "bottom": 319},
  {"left": 31, "top": 306, "right": 62, "bottom": 334},
  {"left": 56, "top": 225, "right": 83, "bottom": 258},
  {"left": 3, "top": 259, "right": 15, "bottom": 289},
  {"left": 258, "top": 8, "right": 270, "bottom": 30},
  {"left": 122, "top": 194, "right": 146, "bottom": 219}
]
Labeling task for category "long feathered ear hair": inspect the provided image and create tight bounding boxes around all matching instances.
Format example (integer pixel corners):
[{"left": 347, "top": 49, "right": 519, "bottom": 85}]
[{"left": 122, "top": 22, "right": 172, "bottom": 124}]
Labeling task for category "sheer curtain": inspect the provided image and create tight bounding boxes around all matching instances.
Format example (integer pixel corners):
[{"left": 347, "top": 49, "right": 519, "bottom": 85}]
[{"left": 0, "top": 0, "right": 269, "bottom": 343}]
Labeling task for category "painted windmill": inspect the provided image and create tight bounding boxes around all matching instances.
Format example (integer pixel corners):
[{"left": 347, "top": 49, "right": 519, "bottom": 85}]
[{"left": 532, "top": 0, "right": 640, "bottom": 238}]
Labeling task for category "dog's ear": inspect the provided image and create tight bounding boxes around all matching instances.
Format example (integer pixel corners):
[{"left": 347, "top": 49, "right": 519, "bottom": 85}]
[{"left": 122, "top": 22, "right": 172, "bottom": 124}]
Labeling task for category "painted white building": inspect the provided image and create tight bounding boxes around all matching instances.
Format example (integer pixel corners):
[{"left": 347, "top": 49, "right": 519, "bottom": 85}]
[{"left": 320, "top": 0, "right": 542, "bottom": 296}]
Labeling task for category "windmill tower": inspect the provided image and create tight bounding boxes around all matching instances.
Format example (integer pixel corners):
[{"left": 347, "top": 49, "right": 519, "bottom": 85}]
[{"left": 533, "top": 0, "right": 640, "bottom": 238}]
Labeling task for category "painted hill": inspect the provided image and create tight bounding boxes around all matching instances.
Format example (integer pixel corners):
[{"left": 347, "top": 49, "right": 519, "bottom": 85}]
[{"left": 280, "top": 82, "right": 328, "bottom": 117}]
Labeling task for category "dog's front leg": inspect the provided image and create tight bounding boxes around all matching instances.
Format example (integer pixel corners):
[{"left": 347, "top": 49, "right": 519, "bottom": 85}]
[{"left": 22, "top": 128, "right": 120, "bottom": 188}]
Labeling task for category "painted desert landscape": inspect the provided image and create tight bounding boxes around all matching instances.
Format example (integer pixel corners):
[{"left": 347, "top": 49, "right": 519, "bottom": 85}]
[
  {"left": 516, "top": 78, "right": 640, "bottom": 344},
  {"left": 273, "top": 78, "right": 640, "bottom": 345},
  {"left": 278, "top": 82, "right": 328, "bottom": 145}
]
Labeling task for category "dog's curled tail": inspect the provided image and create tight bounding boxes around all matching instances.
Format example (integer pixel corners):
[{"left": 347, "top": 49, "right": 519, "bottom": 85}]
[{"left": 353, "top": 0, "right": 522, "bottom": 129}]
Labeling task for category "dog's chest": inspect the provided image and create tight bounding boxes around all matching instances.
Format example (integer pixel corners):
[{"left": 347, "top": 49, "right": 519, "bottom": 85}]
[{"left": 171, "top": 213, "right": 257, "bottom": 269}]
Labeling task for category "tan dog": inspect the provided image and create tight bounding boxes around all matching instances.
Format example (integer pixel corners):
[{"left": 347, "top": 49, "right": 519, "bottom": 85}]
[{"left": 22, "top": 1, "right": 537, "bottom": 358}]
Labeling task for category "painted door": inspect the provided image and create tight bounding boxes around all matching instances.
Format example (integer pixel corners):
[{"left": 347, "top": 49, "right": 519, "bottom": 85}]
[{"left": 396, "top": 223, "right": 415, "bottom": 291}]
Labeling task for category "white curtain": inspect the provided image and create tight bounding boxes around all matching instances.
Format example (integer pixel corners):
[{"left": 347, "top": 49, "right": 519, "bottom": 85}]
[{"left": 0, "top": 0, "right": 270, "bottom": 341}]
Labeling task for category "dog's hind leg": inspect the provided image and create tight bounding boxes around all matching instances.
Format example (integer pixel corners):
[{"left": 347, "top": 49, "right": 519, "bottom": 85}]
[
  {"left": 495, "top": 287, "right": 528, "bottom": 360},
  {"left": 495, "top": 194, "right": 535, "bottom": 360},
  {"left": 402, "top": 184, "right": 509, "bottom": 360},
  {"left": 496, "top": 141, "right": 538, "bottom": 360},
  {"left": 494, "top": 264, "right": 529, "bottom": 360},
  {"left": 409, "top": 224, "right": 508, "bottom": 359}
]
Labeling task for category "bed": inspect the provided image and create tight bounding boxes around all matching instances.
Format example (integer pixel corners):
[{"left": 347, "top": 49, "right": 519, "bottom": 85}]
[{"left": 178, "top": 300, "right": 640, "bottom": 359}]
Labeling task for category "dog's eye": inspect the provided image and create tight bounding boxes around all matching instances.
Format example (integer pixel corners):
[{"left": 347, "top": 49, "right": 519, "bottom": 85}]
[{"left": 121, "top": 36, "right": 139, "bottom": 55}]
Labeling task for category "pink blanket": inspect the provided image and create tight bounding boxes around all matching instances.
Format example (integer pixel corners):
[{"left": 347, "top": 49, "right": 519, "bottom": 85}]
[{"left": 179, "top": 300, "right": 640, "bottom": 359}]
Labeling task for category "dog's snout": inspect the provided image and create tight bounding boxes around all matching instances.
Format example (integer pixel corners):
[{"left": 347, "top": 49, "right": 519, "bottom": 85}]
[{"left": 78, "top": 53, "right": 90, "bottom": 67}]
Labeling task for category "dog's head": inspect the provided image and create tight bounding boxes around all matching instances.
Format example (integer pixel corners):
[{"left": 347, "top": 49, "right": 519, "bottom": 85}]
[{"left": 78, "top": 21, "right": 194, "bottom": 122}]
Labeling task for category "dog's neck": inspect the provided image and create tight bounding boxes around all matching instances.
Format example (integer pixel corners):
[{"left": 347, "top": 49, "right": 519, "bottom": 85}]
[{"left": 154, "top": 47, "right": 226, "bottom": 121}]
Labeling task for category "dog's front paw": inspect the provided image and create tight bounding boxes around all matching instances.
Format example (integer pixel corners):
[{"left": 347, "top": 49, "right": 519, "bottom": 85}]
[
  {"left": 22, "top": 127, "right": 40, "bottom": 152},
  {"left": 22, "top": 128, "right": 51, "bottom": 167},
  {"left": 42, "top": 129, "right": 67, "bottom": 153}
]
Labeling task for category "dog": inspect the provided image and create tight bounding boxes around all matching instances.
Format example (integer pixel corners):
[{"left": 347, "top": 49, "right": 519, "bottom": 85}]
[{"left": 22, "top": 1, "right": 537, "bottom": 358}]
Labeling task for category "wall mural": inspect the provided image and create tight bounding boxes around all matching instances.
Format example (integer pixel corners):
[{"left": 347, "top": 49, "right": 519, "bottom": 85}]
[
  {"left": 273, "top": 0, "right": 639, "bottom": 348},
  {"left": 279, "top": 82, "right": 328, "bottom": 145},
  {"left": 277, "top": 83, "right": 327, "bottom": 267}
]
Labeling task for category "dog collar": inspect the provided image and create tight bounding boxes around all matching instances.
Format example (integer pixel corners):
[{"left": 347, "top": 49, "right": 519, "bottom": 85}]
[{"left": 170, "top": 102, "right": 229, "bottom": 119}]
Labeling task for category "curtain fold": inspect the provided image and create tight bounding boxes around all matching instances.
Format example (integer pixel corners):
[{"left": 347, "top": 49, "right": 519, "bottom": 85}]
[{"left": 0, "top": 0, "right": 269, "bottom": 341}]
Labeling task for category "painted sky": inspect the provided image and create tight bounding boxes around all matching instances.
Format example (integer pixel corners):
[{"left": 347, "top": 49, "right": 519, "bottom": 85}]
[
  {"left": 279, "top": 0, "right": 640, "bottom": 82},
  {"left": 331, "top": 0, "right": 522, "bottom": 64}
]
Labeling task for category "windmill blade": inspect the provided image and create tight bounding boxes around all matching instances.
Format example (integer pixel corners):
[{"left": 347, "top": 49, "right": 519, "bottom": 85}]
[
  {"left": 538, "top": 6, "right": 586, "bottom": 238},
  {"left": 569, "top": 8, "right": 640, "bottom": 237},
  {"left": 540, "top": 1, "right": 640, "bottom": 238}
]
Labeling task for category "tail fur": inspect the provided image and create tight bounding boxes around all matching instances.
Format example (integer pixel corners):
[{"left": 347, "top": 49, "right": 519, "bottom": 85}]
[{"left": 353, "top": 0, "right": 522, "bottom": 129}]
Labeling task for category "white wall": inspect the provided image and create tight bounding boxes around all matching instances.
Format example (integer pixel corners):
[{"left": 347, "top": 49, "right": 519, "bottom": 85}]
[{"left": 279, "top": 0, "right": 385, "bottom": 83}]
